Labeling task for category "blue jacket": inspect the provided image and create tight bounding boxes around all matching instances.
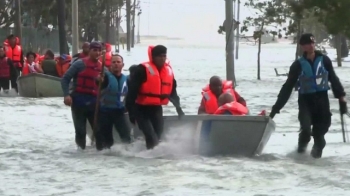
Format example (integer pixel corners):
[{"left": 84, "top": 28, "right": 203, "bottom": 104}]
[
  {"left": 298, "top": 56, "right": 330, "bottom": 94},
  {"left": 100, "top": 71, "right": 128, "bottom": 109}
]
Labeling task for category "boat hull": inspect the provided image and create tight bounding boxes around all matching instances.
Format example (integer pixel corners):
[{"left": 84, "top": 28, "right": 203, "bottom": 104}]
[
  {"left": 86, "top": 115, "right": 275, "bottom": 157},
  {"left": 17, "top": 73, "right": 63, "bottom": 98}
]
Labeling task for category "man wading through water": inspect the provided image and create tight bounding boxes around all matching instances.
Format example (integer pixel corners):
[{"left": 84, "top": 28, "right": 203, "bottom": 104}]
[
  {"left": 61, "top": 42, "right": 103, "bottom": 149},
  {"left": 96, "top": 54, "right": 131, "bottom": 150},
  {"left": 126, "top": 45, "right": 185, "bottom": 149},
  {"left": 269, "top": 33, "right": 347, "bottom": 158}
]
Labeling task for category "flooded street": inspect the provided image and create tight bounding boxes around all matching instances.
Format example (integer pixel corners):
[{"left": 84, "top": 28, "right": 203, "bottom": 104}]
[{"left": 1, "top": 42, "right": 350, "bottom": 196}]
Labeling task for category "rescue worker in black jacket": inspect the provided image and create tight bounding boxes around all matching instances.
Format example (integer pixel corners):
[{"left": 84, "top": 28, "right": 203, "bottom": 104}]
[
  {"left": 269, "top": 33, "right": 347, "bottom": 158},
  {"left": 125, "top": 45, "right": 185, "bottom": 149}
]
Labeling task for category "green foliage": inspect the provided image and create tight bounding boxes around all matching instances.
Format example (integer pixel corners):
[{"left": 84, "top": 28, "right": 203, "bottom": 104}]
[
  {"left": 0, "top": 0, "right": 15, "bottom": 27},
  {"left": 240, "top": 0, "right": 288, "bottom": 40},
  {"left": 288, "top": 0, "right": 350, "bottom": 39}
]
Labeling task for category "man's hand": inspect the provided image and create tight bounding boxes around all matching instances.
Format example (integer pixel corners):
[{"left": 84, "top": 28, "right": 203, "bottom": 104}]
[
  {"left": 97, "top": 72, "right": 104, "bottom": 83},
  {"left": 64, "top": 95, "right": 72, "bottom": 106},
  {"left": 339, "top": 97, "right": 347, "bottom": 115},
  {"left": 176, "top": 107, "right": 185, "bottom": 119}
]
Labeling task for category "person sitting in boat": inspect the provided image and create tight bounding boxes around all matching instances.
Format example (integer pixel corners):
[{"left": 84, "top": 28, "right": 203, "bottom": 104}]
[
  {"left": 198, "top": 76, "right": 246, "bottom": 114},
  {"left": 22, "top": 52, "right": 44, "bottom": 76},
  {"left": 40, "top": 49, "right": 60, "bottom": 77},
  {"left": 55, "top": 54, "right": 72, "bottom": 77},
  {"left": 214, "top": 93, "right": 248, "bottom": 115}
]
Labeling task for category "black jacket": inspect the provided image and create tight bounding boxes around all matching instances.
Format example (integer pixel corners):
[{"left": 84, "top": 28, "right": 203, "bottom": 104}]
[
  {"left": 125, "top": 64, "right": 181, "bottom": 116},
  {"left": 272, "top": 51, "right": 345, "bottom": 113}
]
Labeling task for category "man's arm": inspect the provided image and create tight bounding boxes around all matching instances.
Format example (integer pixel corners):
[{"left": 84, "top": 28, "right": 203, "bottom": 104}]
[
  {"left": 198, "top": 97, "right": 206, "bottom": 114},
  {"left": 323, "top": 55, "right": 346, "bottom": 98},
  {"left": 8, "top": 58, "right": 18, "bottom": 89},
  {"left": 234, "top": 91, "right": 246, "bottom": 106},
  {"left": 61, "top": 60, "right": 85, "bottom": 96},
  {"left": 271, "top": 61, "right": 300, "bottom": 114},
  {"left": 125, "top": 65, "right": 146, "bottom": 115},
  {"left": 169, "top": 78, "right": 181, "bottom": 108}
]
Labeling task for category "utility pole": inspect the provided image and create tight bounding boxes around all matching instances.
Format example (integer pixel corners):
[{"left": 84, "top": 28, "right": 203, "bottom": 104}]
[
  {"left": 137, "top": 2, "right": 141, "bottom": 44},
  {"left": 14, "top": 0, "right": 22, "bottom": 41},
  {"left": 225, "top": 0, "right": 236, "bottom": 84},
  {"left": 126, "top": 0, "right": 131, "bottom": 51},
  {"left": 72, "top": 0, "right": 79, "bottom": 55},
  {"left": 235, "top": 0, "right": 240, "bottom": 59},
  {"left": 105, "top": 0, "right": 111, "bottom": 43},
  {"left": 131, "top": 0, "right": 136, "bottom": 47},
  {"left": 57, "top": 0, "right": 68, "bottom": 54},
  {"left": 116, "top": 6, "right": 120, "bottom": 53}
]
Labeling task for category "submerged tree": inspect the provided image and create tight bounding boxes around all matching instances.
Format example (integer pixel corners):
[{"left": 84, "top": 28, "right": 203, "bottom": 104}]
[
  {"left": 241, "top": 0, "right": 288, "bottom": 80},
  {"left": 289, "top": 0, "right": 350, "bottom": 67}
]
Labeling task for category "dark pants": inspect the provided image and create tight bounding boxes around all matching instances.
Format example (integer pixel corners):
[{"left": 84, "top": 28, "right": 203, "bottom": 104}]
[
  {"left": 298, "top": 96, "right": 331, "bottom": 150},
  {"left": 71, "top": 104, "right": 95, "bottom": 149},
  {"left": 96, "top": 108, "right": 131, "bottom": 150},
  {"left": 135, "top": 105, "right": 164, "bottom": 149},
  {"left": 0, "top": 78, "right": 10, "bottom": 90}
]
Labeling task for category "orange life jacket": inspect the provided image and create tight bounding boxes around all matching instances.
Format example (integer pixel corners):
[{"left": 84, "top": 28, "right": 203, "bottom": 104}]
[
  {"left": 35, "top": 53, "right": 41, "bottom": 63},
  {"left": 100, "top": 51, "right": 112, "bottom": 67},
  {"left": 22, "top": 61, "right": 39, "bottom": 76},
  {"left": 214, "top": 101, "right": 249, "bottom": 115},
  {"left": 75, "top": 58, "right": 102, "bottom": 96},
  {"left": 202, "top": 80, "right": 233, "bottom": 92},
  {"left": 55, "top": 55, "right": 72, "bottom": 77},
  {"left": 0, "top": 57, "right": 10, "bottom": 78},
  {"left": 135, "top": 46, "right": 174, "bottom": 105},
  {"left": 202, "top": 88, "right": 235, "bottom": 114},
  {"left": 3, "top": 37, "right": 22, "bottom": 67}
]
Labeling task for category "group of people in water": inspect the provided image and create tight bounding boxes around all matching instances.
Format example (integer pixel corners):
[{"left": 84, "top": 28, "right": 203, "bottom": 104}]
[
  {"left": 0, "top": 32, "right": 348, "bottom": 159},
  {"left": 59, "top": 41, "right": 249, "bottom": 151},
  {"left": 0, "top": 34, "right": 116, "bottom": 93}
]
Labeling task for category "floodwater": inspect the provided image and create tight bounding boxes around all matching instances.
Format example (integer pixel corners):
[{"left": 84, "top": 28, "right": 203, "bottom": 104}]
[{"left": 1, "top": 42, "right": 350, "bottom": 196}]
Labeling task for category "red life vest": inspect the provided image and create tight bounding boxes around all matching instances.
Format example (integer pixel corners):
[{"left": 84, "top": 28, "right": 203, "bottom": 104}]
[
  {"left": 3, "top": 37, "right": 22, "bottom": 67},
  {"left": 135, "top": 62, "right": 174, "bottom": 105},
  {"left": 202, "top": 88, "right": 235, "bottom": 114},
  {"left": 0, "top": 57, "right": 9, "bottom": 78},
  {"left": 75, "top": 58, "right": 102, "bottom": 96},
  {"left": 202, "top": 80, "right": 233, "bottom": 92},
  {"left": 214, "top": 101, "right": 249, "bottom": 115}
]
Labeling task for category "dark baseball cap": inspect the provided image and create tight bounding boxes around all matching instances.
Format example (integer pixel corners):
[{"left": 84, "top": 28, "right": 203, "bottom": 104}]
[
  {"left": 89, "top": 41, "right": 102, "bottom": 49},
  {"left": 299, "top": 33, "right": 315, "bottom": 45}
]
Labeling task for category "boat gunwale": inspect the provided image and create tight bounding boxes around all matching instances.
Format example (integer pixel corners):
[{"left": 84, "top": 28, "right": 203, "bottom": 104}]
[{"left": 17, "top": 73, "right": 61, "bottom": 82}]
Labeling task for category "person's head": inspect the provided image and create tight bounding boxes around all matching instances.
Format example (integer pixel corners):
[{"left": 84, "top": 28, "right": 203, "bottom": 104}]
[
  {"left": 209, "top": 76, "right": 223, "bottom": 96},
  {"left": 110, "top": 54, "right": 124, "bottom": 74},
  {"left": 218, "top": 93, "right": 234, "bottom": 106},
  {"left": 89, "top": 41, "right": 102, "bottom": 60},
  {"left": 82, "top": 42, "right": 90, "bottom": 54},
  {"left": 26, "top": 52, "right": 37, "bottom": 63},
  {"left": 0, "top": 46, "right": 5, "bottom": 57},
  {"left": 299, "top": 33, "right": 315, "bottom": 54},
  {"left": 7, "top": 34, "right": 16, "bottom": 46},
  {"left": 44, "top": 49, "right": 55, "bottom": 59},
  {"left": 151, "top": 45, "right": 167, "bottom": 68}
]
